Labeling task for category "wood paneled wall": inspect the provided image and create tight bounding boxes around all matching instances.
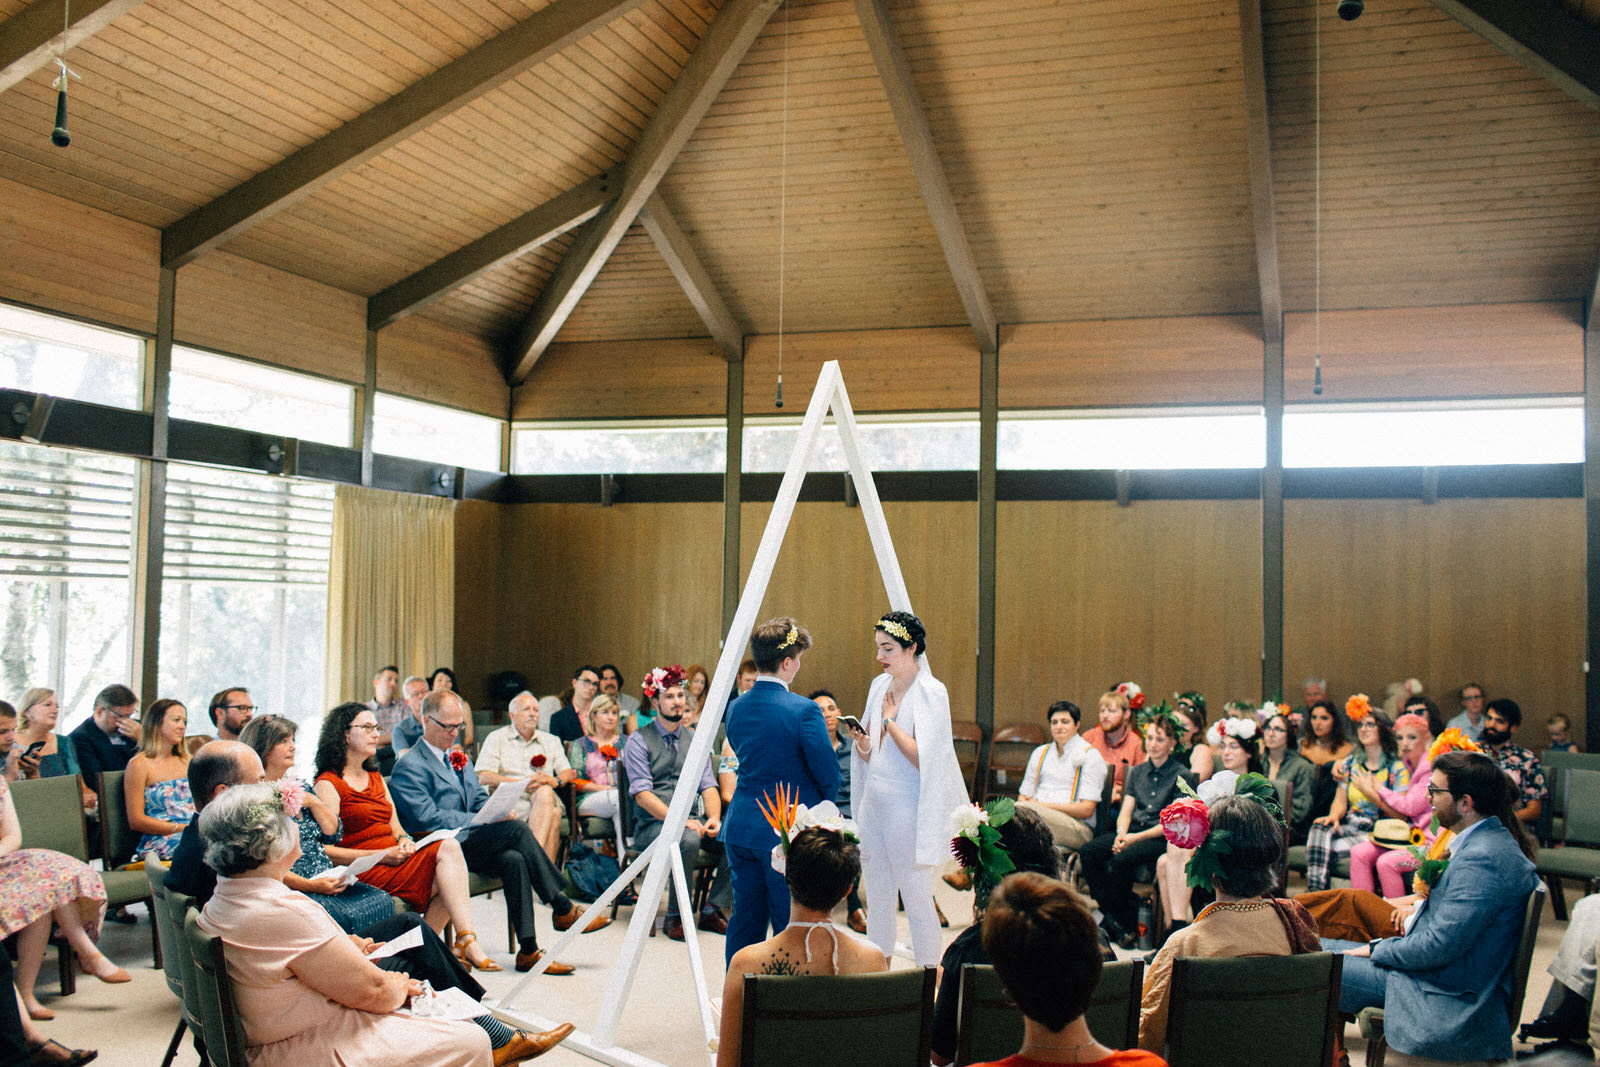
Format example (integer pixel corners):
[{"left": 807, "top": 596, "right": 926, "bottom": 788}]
[
  {"left": 742, "top": 329, "right": 980, "bottom": 413},
  {"left": 378, "top": 316, "right": 507, "bottom": 418},
  {"left": 1284, "top": 498, "right": 1584, "bottom": 750},
  {"left": 512, "top": 339, "right": 728, "bottom": 421},
  {"left": 995, "top": 500, "right": 1264, "bottom": 726},
  {"left": 463, "top": 495, "right": 1584, "bottom": 752}
]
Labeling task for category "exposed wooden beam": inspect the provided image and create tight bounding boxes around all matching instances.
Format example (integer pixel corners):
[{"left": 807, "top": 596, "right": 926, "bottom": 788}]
[
  {"left": 506, "top": 0, "right": 782, "bottom": 384},
  {"left": 1587, "top": 258, "right": 1600, "bottom": 342},
  {"left": 0, "top": 0, "right": 144, "bottom": 93},
  {"left": 1237, "top": 0, "right": 1281, "bottom": 345},
  {"left": 1427, "top": 0, "right": 1600, "bottom": 110},
  {"left": 852, "top": 0, "right": 997, "bottom": 355},
  {"left": 639, "top": 193, "right": 744, "bottom": 361},
  {"left": 160, "top": 0, "right": 645, "bottom": 269},
  {"left": 367, "top": 174, "right": 614, "bottom": 331}
]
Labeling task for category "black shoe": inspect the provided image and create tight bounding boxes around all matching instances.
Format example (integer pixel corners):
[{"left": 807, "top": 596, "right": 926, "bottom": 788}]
[
  {"left": 1515, "top": 1038, "right": 1590, "bottom": 1060},
  {"left": 1520, "top": 1014, "right": 1589, "bottom": 1044},
  {"left": 1100, "top": 914, "right": 1127, "bottom": 942},
  {"left": 663, "top": 915, "right": 686, "bottom": 941},
  {"left": 105, "top": 906, "right": 136, "bottom": 925}
]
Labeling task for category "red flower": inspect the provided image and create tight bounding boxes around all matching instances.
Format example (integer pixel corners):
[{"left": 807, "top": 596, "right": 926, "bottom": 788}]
[
  {"left": 950, "top": 835, "right": 979, "bottom": 869},
  {"left": 1129, "top": 692, "right": 1146, "bottom": 711},
  {"left": 1159, "top": 797, "right": 1210, "bottom": 849},
  {"left": 599, "top": 744, "right": 620, "bottom": 761},
  {"left": 530, "top": 754, "right": 547, "bottom": 769},
  {"left": 447, "top": 749, "right": 468, "bottom": 772}
]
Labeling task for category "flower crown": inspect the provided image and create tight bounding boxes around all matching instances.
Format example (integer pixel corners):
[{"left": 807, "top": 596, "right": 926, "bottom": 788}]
[
  {"left": 641, "top": 664, "right": 687, "bottom": 699},
  {"left": 1175, "top": 691, "right": 1207, "bottom": 715},
  {"left": 1115, "top": 682, "right": 1146, "bottom": 711},
  {"left": 777, "top": 626, "right": 799, "bottom": 650},
  {"left": 1137, "top": 702, "right": 1183, "bottom": 740},
  {"left": 1345, "top": 693, "right": 1373, "bottom": 722},
  {"left": 1159, "top": 771, "right": 1284, "bottom": 889},
  {"left": 759, "top": 784, "right": 859, "bottom": 874},
  {"left": 1257, "top": 701, "right": 1290, "bottom": 722},
  {"left": 950, "top": 797, "right": 1017, "bottom": 908},
  {"left": 876, "top": 617, "right": 911, "bottom": 643},
  {"left": 1427, "top": 727, "right": 1482, "bottom": 761},
  {"left": 1205, "top": 717, "right": 1258, "bottom": 746},
  {"left": 245, "top": 776, "right": 305, "bottom": 825}
]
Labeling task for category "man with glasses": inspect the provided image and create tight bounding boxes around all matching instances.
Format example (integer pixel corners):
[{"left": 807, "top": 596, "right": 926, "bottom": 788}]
[
  {"left": 1447, "top": 682, "right": 1489, "bottom": 741},
  {"left": 391, "top": 691, "right": 611, "bottom": 974},
  {"left": 549, "top": 665, "right": 601, "bottom": 745},
  {"left": 392, "top": 675, "right": 431, "bottom": 758},
  {"left": 207, "top": 686, "right": 256, "bottom": 742},
  {"left": 70, "top": 684, "right": 144, "bottom": 883}
]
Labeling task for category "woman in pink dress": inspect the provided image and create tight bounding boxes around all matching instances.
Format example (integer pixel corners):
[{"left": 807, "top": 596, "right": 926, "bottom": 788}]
[
  {"left": 196, "top": 782, "right": 495, "bottom": 1067},
  {"left": 0, "top": 774, "right": 128, "bottom": 1021}
]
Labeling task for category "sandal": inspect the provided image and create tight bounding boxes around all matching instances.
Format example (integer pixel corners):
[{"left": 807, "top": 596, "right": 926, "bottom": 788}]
[
  {"left": 28, "top": 1038, "right": 98, "bottom": 1065},
  {"left": 452, "top": 931, "right": 503, "bottom": 972}
]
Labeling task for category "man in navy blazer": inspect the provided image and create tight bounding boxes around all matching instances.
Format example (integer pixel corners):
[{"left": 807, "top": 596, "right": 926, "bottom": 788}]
[
  {"left": 390, "top": 690, "right": 610, "bottom": 973},
  {"left": 1326, "top": 750, "right": 1539, "bottom": 1062},
  {"left": 720, "top": 617, "right": 841, "bottom": 963}
]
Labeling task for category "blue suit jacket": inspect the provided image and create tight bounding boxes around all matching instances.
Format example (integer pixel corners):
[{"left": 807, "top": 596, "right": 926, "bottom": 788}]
[
  {"left": 389, "top": 742, "right": 487, "bottom": 836},
  {"left": 720, "top": 680, "right": 841, "bottom": 852},
  {"left": 1368, "top": 815, "right": 1538, "bottom": 1061}
]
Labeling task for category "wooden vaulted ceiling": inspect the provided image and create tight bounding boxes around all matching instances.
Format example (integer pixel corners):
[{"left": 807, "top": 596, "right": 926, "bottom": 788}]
[{"left": 1, "top": 0, "right": 1597, "bottom": 387}]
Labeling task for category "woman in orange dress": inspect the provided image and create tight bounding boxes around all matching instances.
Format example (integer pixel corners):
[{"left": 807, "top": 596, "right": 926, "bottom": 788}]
[{"left": 311, "top": 702, "right": 498, "bottom": 970}]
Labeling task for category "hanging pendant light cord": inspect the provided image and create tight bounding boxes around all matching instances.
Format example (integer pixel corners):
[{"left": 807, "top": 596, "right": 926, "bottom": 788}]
[
  {"left": 1313, "top": 1, "right": 1323, "bottom": 395},
  {"left": 775, "top": 0, "right": 790, "bottom": 407}
]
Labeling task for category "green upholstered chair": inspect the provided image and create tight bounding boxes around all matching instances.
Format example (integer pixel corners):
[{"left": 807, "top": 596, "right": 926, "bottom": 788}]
[
  {"left": 8, "top": 774, "right": 86, "bottom": 994},
  {"left": 145, "top": 858, "right": 191, "bottom": 1067},
  {"left": 953, "top": 957, "right": 1143, "bottom": 1065},
  {"left": 1537, "top": 768, "right": 1600, "bottom": 920},
  {"left": 1165, "top": 952, "right": 1342, "bottom": 1067},
  {"left": 183, "top": 906, "right": 249, "bottom": 1067},
  {"left": 95, "top": 771, "right": 161, "bottom": 964},
  {"left": 738, "top": 967, "right": 936, "bottom": 1067}
]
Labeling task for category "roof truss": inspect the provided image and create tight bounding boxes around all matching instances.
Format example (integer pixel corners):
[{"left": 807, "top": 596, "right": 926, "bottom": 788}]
[
  {"left": 1237, "top": 0, "right": 1281, "bottom": 343},
  {"left": 1427, "top": 0, "right": 1600, "bottom": 110},
  {"left": 0, "top": 0, "right": 146, "bottom": 93},
  {"left": 639, "top": 193, "right": 744, "bottom": 362}
]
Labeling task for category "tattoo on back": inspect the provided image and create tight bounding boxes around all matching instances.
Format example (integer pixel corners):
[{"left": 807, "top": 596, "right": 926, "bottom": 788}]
[{"left": 759, "top": 949, "right": 803, "bottom": 976}]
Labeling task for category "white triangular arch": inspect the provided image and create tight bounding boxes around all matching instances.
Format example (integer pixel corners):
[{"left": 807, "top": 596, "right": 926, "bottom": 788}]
[{"left": 494, "top": 361, "right": 921, "bottom": 1066}]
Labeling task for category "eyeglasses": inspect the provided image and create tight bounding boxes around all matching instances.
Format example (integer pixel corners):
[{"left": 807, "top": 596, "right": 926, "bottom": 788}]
[
  {"left": 428, "top": 717, "right": 465, "bottom": 734},
  {"left": 349, "top": 722, "right": 380, "bottom": 733},
  {"left": 1425, "top": 784, "right": 1455, "bottom": 799},
  {"left": 577, "top": 677, "right": 599, "bottom": 687},
  {"left": 224, "top": 704, "right": 258, "bottom": 714},
  {"left": 1263, "top": 724, "right": 1287, "bottom": 733}
]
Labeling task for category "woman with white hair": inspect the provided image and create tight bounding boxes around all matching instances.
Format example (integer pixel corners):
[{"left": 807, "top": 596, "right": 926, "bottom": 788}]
[{"left": 196, "top": 782, "right": 567, "bottom": 1067}]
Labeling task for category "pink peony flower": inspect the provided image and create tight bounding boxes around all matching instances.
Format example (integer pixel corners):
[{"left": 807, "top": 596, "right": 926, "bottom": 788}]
[
  {"left": 276, "top": 776, "right": 305, "bottom": 819},
  {"left": 1160, "top": 797, "right": 1211, "bottom": 849}
]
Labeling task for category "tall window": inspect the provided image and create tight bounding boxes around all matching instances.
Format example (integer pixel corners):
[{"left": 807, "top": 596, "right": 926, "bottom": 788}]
[
  {"left": 169, "top": 347, "right": 355, "bottom": 447},
  {"left": 0, "top": 441, "right": 136, "bottom": 728},
  {"left": 373, "top": 394, "right": 503, "bottom": 471},
  {"left": 158, "top": 464, "right": 333, "bottom": 729},
  {"left": 0, "top": 302, "right": 144, "bottom": 409}
]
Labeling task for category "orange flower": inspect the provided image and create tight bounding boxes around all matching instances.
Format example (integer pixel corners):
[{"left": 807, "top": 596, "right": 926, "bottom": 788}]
[
  {"left": 1345, "top": 694, "right": 1372, "bottom": 722},
  {"left": 1427, "top": 728, "right": 1481, "bottom": 761},
  {"left": 757, "top": 784, "right": 798, "bottom": 844}
]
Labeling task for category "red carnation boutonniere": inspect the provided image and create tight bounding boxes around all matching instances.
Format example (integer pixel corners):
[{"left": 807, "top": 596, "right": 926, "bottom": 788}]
[
  {"left": 447, "top": 749, "right": 468, "bottom": 772},
  {"left": 530, "top": 753, "right": 548, "bottom": 770},
  {"left": 599, "top": 744, "right": 620, "bottom": 762}
]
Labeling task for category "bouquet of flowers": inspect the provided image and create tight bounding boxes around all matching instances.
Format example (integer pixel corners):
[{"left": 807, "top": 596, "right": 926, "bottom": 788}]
[{"left": 759, "top": 784, "right": 856, "bottom": 874}]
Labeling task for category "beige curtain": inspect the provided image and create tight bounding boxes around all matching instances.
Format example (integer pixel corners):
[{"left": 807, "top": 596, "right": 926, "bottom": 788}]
[{"left": 325, "top": 484, "right": 456, "bottom": 708}]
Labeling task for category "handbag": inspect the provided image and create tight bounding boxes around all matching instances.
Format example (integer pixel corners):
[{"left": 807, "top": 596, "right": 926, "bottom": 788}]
[{"left": 565, "top": 837, "right": 622, "bottom": 902}]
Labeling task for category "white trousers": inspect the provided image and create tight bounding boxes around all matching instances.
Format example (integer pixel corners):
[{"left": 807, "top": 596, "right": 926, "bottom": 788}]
[{"left": 859, "top": 777, "right": 941, "bottom": 965}]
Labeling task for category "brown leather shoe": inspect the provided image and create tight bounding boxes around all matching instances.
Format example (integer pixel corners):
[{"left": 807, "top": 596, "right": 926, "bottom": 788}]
[
  {"left": 848, "top": 909, "right": 867, "bottom": 934},
  {"left": 492, "top": 1023, "right": 576, "bottom": 1065},
  {"left": 663, "top": 915, "right": 686, "bottom": 941},
  {"left": 942, "top": 869, "right": 972, "bottom": 891},
  {"left": 513, "top": 950, "right": 575, "bottom": 976},
  {"left": 696, "top": 908, "right": 729, "bottom": 934},
  {"left": 552, "top": 905, "right": 612, "bottom": 933}
]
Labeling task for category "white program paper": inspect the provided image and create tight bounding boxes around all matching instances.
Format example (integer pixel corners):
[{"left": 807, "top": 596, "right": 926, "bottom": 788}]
[
  {"left": 364, "top": 924, "right": 424, "bottom": 961},
  {"left": 412, "top": 826, "right": 465, "bottom": 849},
  {"left": 326, "top": 849, "right": 389, "bottom": 887},
  {"left": 402, "top": 984, "right": 489, "bottom": 1021},
  {"left": 471, "top": 781, "right": 524, "bottom": 825}
]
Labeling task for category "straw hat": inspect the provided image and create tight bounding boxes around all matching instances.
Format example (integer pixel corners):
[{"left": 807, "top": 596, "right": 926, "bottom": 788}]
[{"left": 1369, "top": 818, "right": 1424, "bottom": 851}]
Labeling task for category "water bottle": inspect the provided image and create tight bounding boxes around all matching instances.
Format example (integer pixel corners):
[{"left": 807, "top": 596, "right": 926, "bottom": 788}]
[{"left": 1136, "top": 899, "right": 1154, "bottom": 950}]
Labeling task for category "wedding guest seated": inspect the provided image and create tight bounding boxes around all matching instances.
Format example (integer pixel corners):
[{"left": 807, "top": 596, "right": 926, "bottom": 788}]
[
  {"left": 1520, "top": 891, "right": 1600, "bottom": 1054},
  {"left": 932, "top": 803, "right": 1111, "bottom": 1066},
  {"left": 1303, "top": 699, "right": 1405, "bottom": 891},
  {"left": 1079, "top": 714, "right": 1186, "bottom": 948},
  {"left": 392, "top": 676, "right": 430, "bottom": 758},
  {"left": 1014, "top": 701, "right": 1107, "bottom": 852},
  {"left": 196, "top": 782, "right": 573, "bottom": 1067},
  {"left": 1345, "top": 712, "right": 1434, "bottom": 897},
  {"left": 967, "top": 872, "right": 1165, "bottom": 1067},
  {"left": 170, "top": 742, "right": 574, "bottom": 1065},
  {"left": 568, "top": 694, "right": 624, "bottom": 821},
  {"left": 7, "top": 691, "right": 89, "bottom": 814},
  {"left": 1138, "top": 782, "right": 1320, "bottom": 1052},
  {"left": 124, "top": 698, "right": 195, "bottom": 862},
  {"left": 1260, "top": 710, "right": 1315, "bottom": 843},
  {"left": 715, "top": 817, "right": 887, "bottom": 1067},
  {"left": 67, "top": 684, "right": 140, "bottom": 823},
  {"left": 1298, "top": 699, "right": 1353, "bottom": 822},
  {"left": 1546, "top": 712, "right": 1579, "bottom": 753},
  {"left": 474, "top": 691, "right": 575, "bottom": 863},
  {"left": 1172, "top": 694, "right": 1214, "bottom": 787},
  {"left": 390, "top": 693, "right": 607, "bottom": 974},
  {"left": 240, "top": 715, "right": 395, "bottom": 933},
  {"left": 427, "top": 668, "right": 474, "bottom": 747},
  {"left": 0, "top": 763, "right": 129, "bottom": 1022},
  {"left": 313, "top": 703, "right": 506, "bottom": 972}
]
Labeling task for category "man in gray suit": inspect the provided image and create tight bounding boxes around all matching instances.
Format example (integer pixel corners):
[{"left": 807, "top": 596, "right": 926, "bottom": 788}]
[{"left": 1325, "top": 750, "right": 1539, "bottom": 1062}]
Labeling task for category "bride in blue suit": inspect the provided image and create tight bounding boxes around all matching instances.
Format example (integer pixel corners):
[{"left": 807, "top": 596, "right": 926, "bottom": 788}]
[{"left": 721, "top": 617, "right": 841, "bottom": 964}]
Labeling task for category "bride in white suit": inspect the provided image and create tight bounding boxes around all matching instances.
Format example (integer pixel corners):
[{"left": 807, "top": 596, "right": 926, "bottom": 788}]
[{"left": 847, "top": 610, "right": 968, "bottom": 965}]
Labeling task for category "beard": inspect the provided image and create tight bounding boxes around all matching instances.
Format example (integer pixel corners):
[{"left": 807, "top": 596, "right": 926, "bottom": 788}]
[{"left": 1480, "top": 725, "right": 1511, "bottom": 746}]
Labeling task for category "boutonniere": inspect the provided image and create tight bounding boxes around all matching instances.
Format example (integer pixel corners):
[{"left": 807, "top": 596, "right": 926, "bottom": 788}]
[
  {"left": 447, "top": 749, "right": 468, "bottom": 772},
  {"left": 599, "top": 743, "right": 620, "bottom": 761},
  {"left": 530, "top": 753, "right": 547, "bottom": 770}
]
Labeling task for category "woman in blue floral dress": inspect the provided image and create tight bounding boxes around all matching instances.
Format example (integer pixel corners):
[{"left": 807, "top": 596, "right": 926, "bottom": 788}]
[{"left": 123, "top": 699, "right": 195, "bottom": 861}]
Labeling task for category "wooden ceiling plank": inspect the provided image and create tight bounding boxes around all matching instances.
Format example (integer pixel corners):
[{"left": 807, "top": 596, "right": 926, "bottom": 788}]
[
  {"left": 159, "top": 0, "right": 647, "bottom": 269},
  {"left": 506, "top": 0, "right": 782, "bottom": 383},
  {"left": 1426, "top": 0, "right": 1600, "bottom": 110},
  {"left": 367, "top": 172, "right": 615, "bottom": 330},
  {"left": 1238, "top": 0, "right": 1280, "bottom": 342},
  {"left": 851, "top": 0, "right": 997, "bottom": 354},
  {"left": 0, "top": 0, "right": 145, "bottom": 93},
  {"left": 639, "top": 191, "right": 743, "bottom": 360}
]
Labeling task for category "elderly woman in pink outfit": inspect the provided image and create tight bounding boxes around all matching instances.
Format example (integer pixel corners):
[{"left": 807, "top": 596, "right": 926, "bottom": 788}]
[{"left": 1346, "top": 712, "right": 1434, "bottom": 897}]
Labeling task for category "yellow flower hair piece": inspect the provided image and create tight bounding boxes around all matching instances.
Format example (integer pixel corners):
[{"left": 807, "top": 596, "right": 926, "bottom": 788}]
[
  {"left": 876, "top": 617, "right": 911, "bottom": 643},
  {"left": 1427, "top": 727, "right": 1482, "bottom": 762},
  {"left": 777, "top": 626, "right": 799, "bottom": 650},
  {"left": 1345, "top": 693, "right": 1372, "bottom": 722}
]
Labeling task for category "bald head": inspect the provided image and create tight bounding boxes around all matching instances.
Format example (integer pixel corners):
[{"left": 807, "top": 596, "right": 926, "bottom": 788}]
[{"left": 187, "top": 740, "right": 266, "bottom": 812}]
